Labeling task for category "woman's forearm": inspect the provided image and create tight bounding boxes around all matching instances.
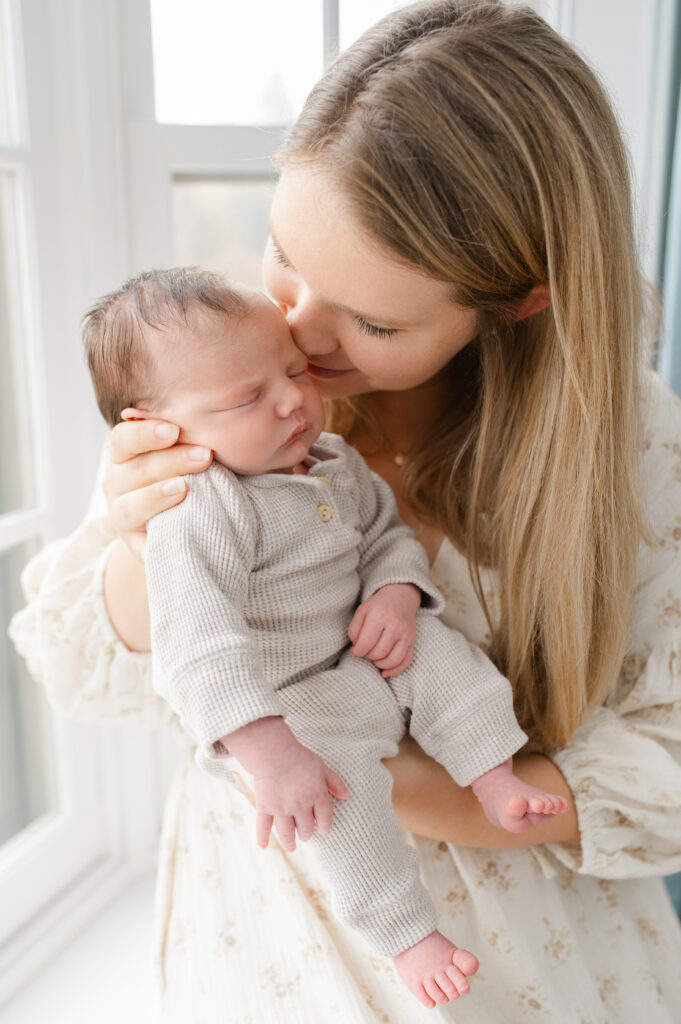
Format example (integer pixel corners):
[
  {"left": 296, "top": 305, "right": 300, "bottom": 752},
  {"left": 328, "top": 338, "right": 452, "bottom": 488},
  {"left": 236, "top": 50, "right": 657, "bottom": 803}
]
[
  {"left": 103, "top": 538, "right": 151, "bottom": 652},
  {"left": 384, "top": 735, "right": 580, "bottom": 849}
]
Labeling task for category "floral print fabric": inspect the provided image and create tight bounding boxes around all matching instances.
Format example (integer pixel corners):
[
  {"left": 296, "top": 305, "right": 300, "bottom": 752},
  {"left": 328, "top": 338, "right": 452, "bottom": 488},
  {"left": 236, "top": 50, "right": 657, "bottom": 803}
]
[{"left": 9, "top": 371, "right": 681, "bottom": 1021}]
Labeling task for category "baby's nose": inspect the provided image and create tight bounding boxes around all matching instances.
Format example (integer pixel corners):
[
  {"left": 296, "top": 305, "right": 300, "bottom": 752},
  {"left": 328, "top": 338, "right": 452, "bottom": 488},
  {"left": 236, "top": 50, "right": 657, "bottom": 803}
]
[{"left": 277, "top": 381, "right": 304, "bottom": 417}]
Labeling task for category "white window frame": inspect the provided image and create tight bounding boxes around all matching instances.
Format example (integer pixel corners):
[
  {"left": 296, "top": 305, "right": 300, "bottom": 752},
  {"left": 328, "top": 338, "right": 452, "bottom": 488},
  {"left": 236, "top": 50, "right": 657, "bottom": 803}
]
[{"left": 0, "top": 0, "right": 168, "bottom": 1005}]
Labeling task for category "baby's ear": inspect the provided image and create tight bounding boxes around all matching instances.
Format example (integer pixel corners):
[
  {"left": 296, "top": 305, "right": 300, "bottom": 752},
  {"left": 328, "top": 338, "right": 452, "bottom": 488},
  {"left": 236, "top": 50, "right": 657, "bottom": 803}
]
[{"left": 121, "top": 407, "right": 155, "bottom": 421}]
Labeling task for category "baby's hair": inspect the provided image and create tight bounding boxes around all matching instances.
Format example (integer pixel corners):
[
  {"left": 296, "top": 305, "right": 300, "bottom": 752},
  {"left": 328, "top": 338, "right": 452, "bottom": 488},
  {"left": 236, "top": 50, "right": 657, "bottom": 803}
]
[{"left": 83, "top": 266, "right": 248, "bottom": 427}]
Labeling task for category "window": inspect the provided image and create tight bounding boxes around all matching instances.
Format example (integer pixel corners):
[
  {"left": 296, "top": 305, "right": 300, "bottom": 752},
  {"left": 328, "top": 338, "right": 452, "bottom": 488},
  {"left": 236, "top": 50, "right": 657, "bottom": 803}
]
[
  {"left": 0, "top": 0, "right": 56, "bottom": 852},
  {"left": 0, "top": 0, "right": 164, "bottom": 1001}
]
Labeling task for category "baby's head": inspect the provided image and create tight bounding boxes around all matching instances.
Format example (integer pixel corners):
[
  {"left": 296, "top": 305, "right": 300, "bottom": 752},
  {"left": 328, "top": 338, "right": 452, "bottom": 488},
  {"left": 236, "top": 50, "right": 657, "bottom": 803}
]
[{"left": 83, "top": 267, "right": 325, "bottom": 475}]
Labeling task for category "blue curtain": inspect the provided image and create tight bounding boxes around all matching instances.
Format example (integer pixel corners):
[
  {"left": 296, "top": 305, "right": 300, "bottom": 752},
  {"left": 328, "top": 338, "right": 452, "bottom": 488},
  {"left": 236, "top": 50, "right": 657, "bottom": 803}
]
[{"left": 660, "top": 72, "right": 681, "bottom": 917}]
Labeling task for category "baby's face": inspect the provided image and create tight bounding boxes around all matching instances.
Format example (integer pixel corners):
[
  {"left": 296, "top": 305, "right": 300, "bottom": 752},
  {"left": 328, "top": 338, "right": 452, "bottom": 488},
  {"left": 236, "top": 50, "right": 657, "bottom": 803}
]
[{"left": 151, "top": 299, "right": 325, "bottom": 475}]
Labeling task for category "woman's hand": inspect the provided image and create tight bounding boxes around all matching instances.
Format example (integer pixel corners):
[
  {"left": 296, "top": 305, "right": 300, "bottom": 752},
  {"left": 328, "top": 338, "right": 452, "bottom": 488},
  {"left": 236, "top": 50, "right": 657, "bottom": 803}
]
[{"left": 103, "top": 412, "right": 213, "bottom": 559}]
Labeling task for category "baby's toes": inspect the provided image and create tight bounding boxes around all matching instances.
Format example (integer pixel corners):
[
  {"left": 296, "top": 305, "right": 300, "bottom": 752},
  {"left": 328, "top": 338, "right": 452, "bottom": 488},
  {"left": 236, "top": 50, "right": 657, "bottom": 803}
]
[
  {"left": 424, "top": 976, "right": 449, "bottom": 1005},
  {"left": 445, "top": 962, "right": 470, "bottom": 996},
  {"left": 435, "top": 970, "right": 460, "bottom": 1000},
  {"left": 506, "top": 794, "right": 530, "bottom": 819},
  {"left": 451, "top": 946, "right": 479, "bottom": 977},
  {"left": 525, "top": 810, "right": 554, "bottom": 827},
  {"left": 412, "top": 983, "right": 435, "bottom": 1009},
  {"left": 528, "top": 794, "right": 552, "bottom": 814}
]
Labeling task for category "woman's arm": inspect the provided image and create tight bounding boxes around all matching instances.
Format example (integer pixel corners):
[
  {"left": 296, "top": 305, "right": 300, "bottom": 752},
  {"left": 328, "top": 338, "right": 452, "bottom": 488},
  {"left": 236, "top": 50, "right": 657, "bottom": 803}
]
[
  {"left": 103, "top": 539, "right": 151, "bottom": 652},
  {"left": 385, "top": 735, "right": 580, "bottom": 848}
]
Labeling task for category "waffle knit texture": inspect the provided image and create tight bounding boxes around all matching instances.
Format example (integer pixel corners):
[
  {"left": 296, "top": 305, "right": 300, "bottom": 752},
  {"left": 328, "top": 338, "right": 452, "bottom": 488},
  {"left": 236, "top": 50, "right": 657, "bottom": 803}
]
[{"left": 146, "top": 432, "right": 527, "bottom": 955}]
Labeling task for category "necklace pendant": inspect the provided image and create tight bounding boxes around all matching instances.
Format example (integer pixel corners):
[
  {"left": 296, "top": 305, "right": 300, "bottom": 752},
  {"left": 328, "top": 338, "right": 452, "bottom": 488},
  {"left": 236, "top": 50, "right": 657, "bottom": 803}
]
[{"left": 393, "top": 451, "right": 406, "bottom": 466}]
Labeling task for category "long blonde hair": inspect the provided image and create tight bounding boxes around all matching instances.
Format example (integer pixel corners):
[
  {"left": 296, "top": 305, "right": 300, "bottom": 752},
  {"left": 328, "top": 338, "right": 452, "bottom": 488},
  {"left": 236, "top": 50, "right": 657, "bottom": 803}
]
[{"left": 282, "top": 0, "right": 649, "bottom": 749}]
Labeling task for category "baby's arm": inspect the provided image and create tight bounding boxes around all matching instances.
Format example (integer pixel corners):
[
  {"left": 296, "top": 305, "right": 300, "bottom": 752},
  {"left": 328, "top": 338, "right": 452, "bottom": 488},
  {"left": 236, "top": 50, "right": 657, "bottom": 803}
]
[{"left": 220, "top": 716, "right": 349, "bottom": 851}]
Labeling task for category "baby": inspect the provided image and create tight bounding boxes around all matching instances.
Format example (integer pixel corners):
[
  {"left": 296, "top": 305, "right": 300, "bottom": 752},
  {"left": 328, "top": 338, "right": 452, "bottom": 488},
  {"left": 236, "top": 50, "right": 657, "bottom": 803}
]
[{"left": 84, "top": 267, "right": 567, "bottom": 1008}]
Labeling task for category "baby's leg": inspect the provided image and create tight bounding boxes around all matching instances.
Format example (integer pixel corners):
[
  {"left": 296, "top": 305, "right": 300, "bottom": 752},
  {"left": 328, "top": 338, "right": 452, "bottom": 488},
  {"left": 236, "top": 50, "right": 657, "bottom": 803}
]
[
  {"left": 279, "top": 662, "right": 478, "bottom": 1008},
  {"left": 386, "top": 612, "right": 566, "bottom": 832},
  {"left": 471, "top": 758, "right": 568, "bottom": 833}
]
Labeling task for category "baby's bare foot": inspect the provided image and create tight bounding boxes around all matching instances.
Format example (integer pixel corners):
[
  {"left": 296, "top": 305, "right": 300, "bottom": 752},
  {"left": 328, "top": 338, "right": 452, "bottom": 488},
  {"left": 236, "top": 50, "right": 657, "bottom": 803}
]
[
  {"left": 472, "top": 760, "right": 568, "bottom": 833},
  {"left": 393, "top": 929, "right": 479, "bottom": 1008}
]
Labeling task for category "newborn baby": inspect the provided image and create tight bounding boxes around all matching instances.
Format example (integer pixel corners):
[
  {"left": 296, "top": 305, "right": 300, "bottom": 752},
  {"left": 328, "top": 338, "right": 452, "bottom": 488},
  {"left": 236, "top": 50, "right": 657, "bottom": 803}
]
[{"left": 84, "top": 267, "right": 567, "bottom": 1008}]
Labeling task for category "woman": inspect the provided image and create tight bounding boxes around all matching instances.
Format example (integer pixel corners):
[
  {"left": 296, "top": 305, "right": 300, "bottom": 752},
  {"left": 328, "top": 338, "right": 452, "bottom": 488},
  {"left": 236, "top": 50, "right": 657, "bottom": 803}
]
[{"left": 10, "top": 1, "right": 681, "bottom": 1019}]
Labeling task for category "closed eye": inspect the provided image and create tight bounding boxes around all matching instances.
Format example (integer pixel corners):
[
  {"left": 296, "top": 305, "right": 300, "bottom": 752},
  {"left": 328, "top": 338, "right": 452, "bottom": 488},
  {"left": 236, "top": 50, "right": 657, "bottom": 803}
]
[
  {"left": 271, "top": 240, "right": 292, "bottom": 269},
  {"left": 354, "top": 315, "right": 397, "bottom": 340},
  {"left": 212, "top": 389, "right": 263, "bottom": 412}
]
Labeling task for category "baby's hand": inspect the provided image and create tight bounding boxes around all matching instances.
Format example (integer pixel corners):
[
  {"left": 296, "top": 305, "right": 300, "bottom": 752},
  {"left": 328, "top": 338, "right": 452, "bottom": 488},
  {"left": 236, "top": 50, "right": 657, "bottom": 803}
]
[
  {"left": 222, "top": 717, "right": 350, "bottom": 852},
  {"left": 348, "top": 582, "right": 421, "bottom": 678}
]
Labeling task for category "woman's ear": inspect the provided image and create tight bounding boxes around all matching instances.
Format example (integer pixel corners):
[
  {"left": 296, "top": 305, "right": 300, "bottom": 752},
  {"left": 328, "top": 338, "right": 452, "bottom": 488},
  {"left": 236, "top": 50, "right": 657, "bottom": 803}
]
[{"left": 513, "top": 284, "right": 551, "bottom": 321}]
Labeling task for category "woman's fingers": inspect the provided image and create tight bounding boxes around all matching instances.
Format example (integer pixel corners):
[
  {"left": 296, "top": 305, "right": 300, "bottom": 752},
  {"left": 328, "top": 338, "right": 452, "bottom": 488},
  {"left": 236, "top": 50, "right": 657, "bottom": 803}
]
[
  {"left": 107, "top": 477, "right": 189, "bottom": 538},
  {"left": 109, "top": 416, "right": 180, "bottom": 463},
  {"left": 104, "top": 442, "right": 212, "bottom": 501}
]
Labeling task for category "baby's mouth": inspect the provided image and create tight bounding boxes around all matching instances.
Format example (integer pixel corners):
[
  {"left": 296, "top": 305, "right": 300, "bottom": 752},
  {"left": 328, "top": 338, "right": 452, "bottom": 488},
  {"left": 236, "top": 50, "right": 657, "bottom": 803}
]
[{"left": 285, "top": 420, "right": 312, "bottom": 445}]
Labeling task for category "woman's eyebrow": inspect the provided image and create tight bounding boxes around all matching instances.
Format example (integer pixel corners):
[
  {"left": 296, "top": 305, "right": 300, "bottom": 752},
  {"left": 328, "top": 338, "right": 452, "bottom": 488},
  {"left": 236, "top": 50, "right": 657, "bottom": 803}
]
[{"left": 269, "top": 228, "right": 412, "bottom": 329}]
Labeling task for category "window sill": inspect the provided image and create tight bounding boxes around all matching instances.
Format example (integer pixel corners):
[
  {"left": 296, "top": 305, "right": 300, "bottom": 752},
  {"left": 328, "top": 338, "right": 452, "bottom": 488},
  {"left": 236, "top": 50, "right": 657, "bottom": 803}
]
[{"left": 0, "top": 871, "right": 156, "bottom": 1022}]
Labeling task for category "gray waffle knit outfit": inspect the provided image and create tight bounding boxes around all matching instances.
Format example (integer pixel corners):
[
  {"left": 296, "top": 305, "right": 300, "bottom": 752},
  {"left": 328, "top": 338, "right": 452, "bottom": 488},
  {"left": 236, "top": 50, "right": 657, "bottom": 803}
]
[{"left": 146, "top": 432, "right": 527, "bottom": 956}]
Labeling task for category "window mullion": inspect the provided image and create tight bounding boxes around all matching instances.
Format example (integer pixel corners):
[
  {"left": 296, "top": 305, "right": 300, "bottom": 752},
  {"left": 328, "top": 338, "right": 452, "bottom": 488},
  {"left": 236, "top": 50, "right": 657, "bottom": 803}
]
[{"left": 323, "top": 0, "right": 340, "bottom": 67}]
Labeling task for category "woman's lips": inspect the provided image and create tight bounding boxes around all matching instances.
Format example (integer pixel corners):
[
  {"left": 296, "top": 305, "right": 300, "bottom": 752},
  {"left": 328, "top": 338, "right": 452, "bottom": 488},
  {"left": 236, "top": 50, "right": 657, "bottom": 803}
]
[{"left": 306, "top": 362, "right": 355, "bottom": 380}]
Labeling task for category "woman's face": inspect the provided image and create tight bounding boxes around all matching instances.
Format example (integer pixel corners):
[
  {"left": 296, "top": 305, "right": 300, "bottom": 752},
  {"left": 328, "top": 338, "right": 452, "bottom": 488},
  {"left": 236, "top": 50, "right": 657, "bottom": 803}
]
[{"left": 263, "top": 165, "right": 480, "bottom": 399}]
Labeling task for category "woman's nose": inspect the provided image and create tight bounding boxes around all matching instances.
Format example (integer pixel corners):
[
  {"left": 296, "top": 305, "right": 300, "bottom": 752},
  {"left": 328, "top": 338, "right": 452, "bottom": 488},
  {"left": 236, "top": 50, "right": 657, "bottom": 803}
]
[{"left": 283, "top": 289, "right": 338, "bottom": 358}]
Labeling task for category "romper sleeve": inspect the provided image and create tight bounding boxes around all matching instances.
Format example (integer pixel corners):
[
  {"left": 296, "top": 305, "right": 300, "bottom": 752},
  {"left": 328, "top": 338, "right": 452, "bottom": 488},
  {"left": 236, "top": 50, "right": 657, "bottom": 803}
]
[
  {"left": 7, "top": 448, "right": 176, "bottom": 730},
  {"left": 340, "top": 441, "right": 445, "bottom": 613},
  {"left": 145, "top": 464, "right": 287, "bottom": 772},
  {"left": 542, "top": 372, "right": 681, "bottom": 879}
]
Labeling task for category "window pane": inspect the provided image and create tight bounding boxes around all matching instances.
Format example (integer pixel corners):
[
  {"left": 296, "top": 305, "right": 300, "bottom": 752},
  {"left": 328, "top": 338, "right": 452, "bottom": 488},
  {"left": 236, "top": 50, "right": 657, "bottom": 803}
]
[
  {"left": 0, "top": 540, "right": 55, "bottom": 847},
  {"left": 172, "top": 178, "right": 276, "bottom": 288},
  {"left": 0, "top": 1, "right": 18, "bottom": 145},
  {"left": 151, "top": 0, "right": 323, "bottom": 125},
  {"left": 0, "top": 172, "right": 36, "bottom": 514},
  {"left": 339, "top": 1, "right": 408, "bottom": 50}
]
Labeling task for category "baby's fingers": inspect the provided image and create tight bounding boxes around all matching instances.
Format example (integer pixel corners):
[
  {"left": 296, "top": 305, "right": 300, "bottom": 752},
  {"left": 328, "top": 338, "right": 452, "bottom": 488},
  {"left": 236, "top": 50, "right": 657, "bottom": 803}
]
[
  {"left": 347, "top": 604, "right": 366, "bottom": 645},
  {"left": 255, "top": 809, "right": 274, "bottom": 849},
  {"left": 350, "top": 620, "right": 385, "bottom": 658},
  {"left": 375, "top": 640, "right": 413, "bottom": 678},
  {"left": 294, "top": 810, "right": 316, "bottom": 842},
  {"left": 313, "top": 796, "right": 334, "bottom": 834},
  {"left": 274, "top": 815, "right": 297, "bottom": 852}
]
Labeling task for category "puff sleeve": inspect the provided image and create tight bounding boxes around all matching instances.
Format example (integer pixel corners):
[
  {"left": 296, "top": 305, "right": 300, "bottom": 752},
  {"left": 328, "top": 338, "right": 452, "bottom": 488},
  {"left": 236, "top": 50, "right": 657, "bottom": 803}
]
[
  {"left": 543, "top": 372, "right": 681, "bottom": 879},
  {"left": 8, "top": 450, "right": 177, "bottom": 731}
]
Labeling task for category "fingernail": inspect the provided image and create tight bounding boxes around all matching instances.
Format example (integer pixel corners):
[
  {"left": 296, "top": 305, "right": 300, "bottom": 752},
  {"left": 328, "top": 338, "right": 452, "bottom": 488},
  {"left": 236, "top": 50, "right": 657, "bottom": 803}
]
[
  {"left": 188, "top": 446, "right": 211, "bottom": 461},
  {"left": 155, "top": 423, "right": 179, "bottom": 441},
  {"left": 161, "top": 476, "right": 186, "bottom": 495}
]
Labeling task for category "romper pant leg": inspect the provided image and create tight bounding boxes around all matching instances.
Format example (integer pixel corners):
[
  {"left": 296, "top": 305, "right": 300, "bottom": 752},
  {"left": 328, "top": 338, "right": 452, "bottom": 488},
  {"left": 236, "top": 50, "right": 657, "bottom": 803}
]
[
  {"left": 276, "top": 659, "right": 438, "bottom": 958},
  {"left": 384, "top": 611, "right": 528, "bottom": 787}
]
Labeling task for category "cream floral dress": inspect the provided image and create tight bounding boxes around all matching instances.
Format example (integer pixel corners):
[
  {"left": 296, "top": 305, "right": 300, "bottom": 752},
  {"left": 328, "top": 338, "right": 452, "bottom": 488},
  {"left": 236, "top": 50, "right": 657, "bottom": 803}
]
[{"left": 9, "top": 371, "right": 681, "bottom": 1023}]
